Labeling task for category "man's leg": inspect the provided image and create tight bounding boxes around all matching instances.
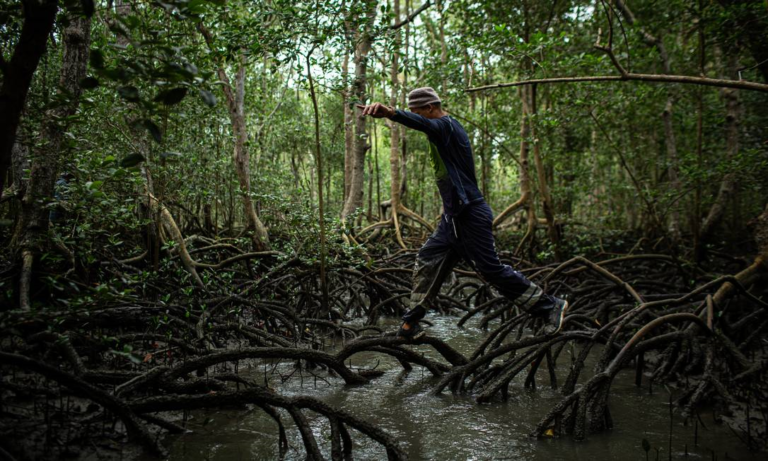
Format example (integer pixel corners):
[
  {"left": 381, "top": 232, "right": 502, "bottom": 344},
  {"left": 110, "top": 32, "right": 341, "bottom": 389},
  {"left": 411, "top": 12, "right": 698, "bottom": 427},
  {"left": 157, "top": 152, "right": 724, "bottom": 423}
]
[
  {"left": 455, "top": 202, "right": 568, "bottom": 332},
  {"left": 400, "top": 216, "right": 460, "bottom": 336}
]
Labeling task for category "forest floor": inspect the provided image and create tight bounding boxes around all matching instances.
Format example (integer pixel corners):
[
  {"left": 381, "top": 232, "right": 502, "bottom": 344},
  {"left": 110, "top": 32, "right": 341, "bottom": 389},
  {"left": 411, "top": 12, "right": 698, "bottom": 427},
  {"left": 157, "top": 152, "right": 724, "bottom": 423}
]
[{"left": 1, "top": 231, "right": 767, "bottom": 460}]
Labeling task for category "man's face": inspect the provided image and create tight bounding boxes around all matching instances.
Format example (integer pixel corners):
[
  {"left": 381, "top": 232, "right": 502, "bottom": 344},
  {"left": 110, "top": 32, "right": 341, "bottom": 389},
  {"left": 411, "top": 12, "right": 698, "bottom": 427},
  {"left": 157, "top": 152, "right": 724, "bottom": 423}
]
[{"left": 410, "top": 104, "right": 433, "bottom": 118}]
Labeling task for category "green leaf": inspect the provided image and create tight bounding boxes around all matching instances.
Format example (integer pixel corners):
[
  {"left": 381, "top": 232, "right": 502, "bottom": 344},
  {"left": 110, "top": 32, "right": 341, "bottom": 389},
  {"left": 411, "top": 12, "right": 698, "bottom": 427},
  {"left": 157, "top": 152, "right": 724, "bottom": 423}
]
[
  {"left": 157, "top": 87, "right": 188, "bottom": 105},
  {"left": 143, "top": 119, "right": 162, "bottom": 143},
  {"left": 199, "top": 89, "right": 217, "bottom": 107},
  {"left": 86, "top": 180, "right": 104, "bottom": 190},
  {"left": 80, "top": 77, "right": 99, "bottom": 89},
  {"left": 117, "top": 85, "right": 140, "bottom": 102},
  {"left": 121, "top": 14, "right": 141, "bottom": 30},
  {"left": 120, "top": 153, "right": 145, "bottom": 168}
]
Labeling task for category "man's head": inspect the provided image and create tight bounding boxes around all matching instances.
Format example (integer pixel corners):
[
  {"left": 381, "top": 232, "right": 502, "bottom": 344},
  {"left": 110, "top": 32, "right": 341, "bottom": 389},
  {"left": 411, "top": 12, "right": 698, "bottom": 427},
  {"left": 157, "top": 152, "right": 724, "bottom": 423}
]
[{"left": 407, "top": 87, "right": 444, "bottom": 118}]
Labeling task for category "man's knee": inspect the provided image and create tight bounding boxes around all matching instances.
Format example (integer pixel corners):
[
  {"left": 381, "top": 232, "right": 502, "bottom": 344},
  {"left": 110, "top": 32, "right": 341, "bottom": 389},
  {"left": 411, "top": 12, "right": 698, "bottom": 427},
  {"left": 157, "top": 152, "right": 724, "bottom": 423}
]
[{"left": 472, "top": 258, "right": 509, "bottom": 281}]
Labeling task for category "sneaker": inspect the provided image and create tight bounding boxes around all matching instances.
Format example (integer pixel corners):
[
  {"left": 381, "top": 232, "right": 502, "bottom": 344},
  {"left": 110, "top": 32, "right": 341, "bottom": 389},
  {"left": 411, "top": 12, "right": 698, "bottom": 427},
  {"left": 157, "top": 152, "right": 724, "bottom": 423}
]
[
  {"left": 397, "top": 321, "right": 426, "bottom": 340},
  {"left": 543, "top": 297, "right": 570, "bottom": 336}
]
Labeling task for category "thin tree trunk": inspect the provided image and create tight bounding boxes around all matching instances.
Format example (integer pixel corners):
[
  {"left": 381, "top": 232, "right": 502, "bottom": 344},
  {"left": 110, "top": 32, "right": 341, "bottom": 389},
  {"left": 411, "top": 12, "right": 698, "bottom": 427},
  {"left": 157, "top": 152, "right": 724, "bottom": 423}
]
[
  {"left": 374, "top": 121, "right": 381, "bottom": 220},
  {"left": 199, "top": 26, "right": 269, "bottom": 249},
  {"left": 388, "top": 0, "right": 406, "bottom": 248},
  {"left": 437, "top": 0, "right": 447, "bottom": 94},
  {"left": 399, "top": 0, "right": 410, "bottom": 204},
  {"left": 615, "top": 0, "right": 683, "bottom": 239},
  {"left": 529, "top": 84, "right": 562, "bottom": 260},
  {"left": 367, "top": 149, "right": 374, "bottom": 222},
  {"left": 341, "top": 0, "right": 375, "bottom": 220},
  {"left": 342, "top": 51, "right": 354, "bottom": 204},
  {"left": 699, "top": 54, "right": 741, "bottom": 250},
  {"left": 141, "top": 163, "right": 204, "bottom": 287},
  {"left": 517, "top": 86, "right": 537, "bottom": 256},
  {"left": 693, "top": 0, "right": 706, "bottom": 254},
  {"left": 493, "top": 91, "right": 533, "bottom": 229},
  {"left": 307, "top": 52, "right": 329, "bottom": 314}
]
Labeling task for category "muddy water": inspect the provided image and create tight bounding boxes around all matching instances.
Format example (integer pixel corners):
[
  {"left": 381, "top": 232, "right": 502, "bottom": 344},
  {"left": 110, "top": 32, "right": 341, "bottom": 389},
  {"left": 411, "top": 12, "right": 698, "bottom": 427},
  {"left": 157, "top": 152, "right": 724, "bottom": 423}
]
[{"left": 154, "top": 315, "right": 762, "bottom": 460}]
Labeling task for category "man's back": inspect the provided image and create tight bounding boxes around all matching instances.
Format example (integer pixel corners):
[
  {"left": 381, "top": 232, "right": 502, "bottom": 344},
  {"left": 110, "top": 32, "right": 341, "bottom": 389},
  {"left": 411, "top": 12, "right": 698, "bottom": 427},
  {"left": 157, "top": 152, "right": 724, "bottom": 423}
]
[{"left": 390, "top": 110, "right": 484, "bottom": 215}]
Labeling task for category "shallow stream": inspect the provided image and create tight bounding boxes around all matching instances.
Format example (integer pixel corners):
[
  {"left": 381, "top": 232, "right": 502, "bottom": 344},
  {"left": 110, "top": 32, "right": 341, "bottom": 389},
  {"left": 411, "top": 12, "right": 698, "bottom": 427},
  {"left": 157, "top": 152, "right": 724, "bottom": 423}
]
[{"left": 147, "top": 315, "right": 762, "bottom": 460}]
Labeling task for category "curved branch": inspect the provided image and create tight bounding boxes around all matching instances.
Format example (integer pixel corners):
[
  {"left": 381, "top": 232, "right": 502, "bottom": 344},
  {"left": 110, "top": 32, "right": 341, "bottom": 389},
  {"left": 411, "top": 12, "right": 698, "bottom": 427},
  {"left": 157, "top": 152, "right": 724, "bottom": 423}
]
[{"left": 466, "top": 73, "right": 768, "bottom": 93}]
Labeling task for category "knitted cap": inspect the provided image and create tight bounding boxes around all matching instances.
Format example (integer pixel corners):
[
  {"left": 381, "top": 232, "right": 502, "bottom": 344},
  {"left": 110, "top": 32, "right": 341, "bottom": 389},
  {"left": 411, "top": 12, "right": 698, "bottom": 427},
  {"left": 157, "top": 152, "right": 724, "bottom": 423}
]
[{"left": 407, "top": 87, "right": 441, "bottom": 109}]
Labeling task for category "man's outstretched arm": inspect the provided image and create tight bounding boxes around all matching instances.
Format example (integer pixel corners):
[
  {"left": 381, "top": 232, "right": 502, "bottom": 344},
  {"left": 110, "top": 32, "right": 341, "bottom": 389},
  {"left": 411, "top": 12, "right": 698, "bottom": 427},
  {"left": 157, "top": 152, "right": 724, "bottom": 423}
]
[{"left": 356, "top": 103, "right": 442, "bottom": 137}]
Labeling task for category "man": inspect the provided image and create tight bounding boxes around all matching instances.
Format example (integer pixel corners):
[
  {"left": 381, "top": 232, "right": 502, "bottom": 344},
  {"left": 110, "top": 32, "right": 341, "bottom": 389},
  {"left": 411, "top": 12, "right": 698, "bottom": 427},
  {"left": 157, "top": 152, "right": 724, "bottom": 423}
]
[{"left": 357, "top": 87, "right": 569, "bottom": 339}]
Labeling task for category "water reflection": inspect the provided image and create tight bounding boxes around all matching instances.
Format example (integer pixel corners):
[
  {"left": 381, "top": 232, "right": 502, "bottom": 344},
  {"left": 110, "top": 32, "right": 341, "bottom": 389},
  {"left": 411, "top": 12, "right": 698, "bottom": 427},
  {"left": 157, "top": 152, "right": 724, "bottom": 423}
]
[{"left": 151, "top": 315, "right": 762, "bottom": 460}]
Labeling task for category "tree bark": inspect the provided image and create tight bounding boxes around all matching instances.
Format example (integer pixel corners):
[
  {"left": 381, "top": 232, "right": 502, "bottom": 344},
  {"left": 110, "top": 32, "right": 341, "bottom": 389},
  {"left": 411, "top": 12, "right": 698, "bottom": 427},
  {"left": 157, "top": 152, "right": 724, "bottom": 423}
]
[
  {"left": 341, "top": 0, "right": 376, "bottom": 220},
  {"left": 388, "top": 0, "right": 406, "bottom": 248},
  {"left": 15, "top": 13, "right": 90, "bottom": 310},
  {"left": 342, "top": 51, "right": 354, "bottom": 204},
  {"left": 0, "top": 0, "right": 59, "bottom": 196},
  {"left": 198, "top": 25, "right": 269, "bottom": 250}
]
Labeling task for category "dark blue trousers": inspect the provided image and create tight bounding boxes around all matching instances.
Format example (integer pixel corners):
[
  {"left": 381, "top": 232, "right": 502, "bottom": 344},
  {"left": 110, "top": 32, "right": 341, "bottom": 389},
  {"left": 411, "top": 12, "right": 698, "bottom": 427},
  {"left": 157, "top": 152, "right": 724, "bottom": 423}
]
[{"left": 403, "top": 201, "right": 553, "bottom": 322}]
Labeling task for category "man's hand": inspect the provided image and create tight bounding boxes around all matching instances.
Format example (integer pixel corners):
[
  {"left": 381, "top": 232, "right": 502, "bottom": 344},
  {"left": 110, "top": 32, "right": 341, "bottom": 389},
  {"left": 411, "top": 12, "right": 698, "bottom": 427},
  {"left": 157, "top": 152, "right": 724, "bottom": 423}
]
[{"left": 356, "top": 103, "right": 395, "bottom": 119}]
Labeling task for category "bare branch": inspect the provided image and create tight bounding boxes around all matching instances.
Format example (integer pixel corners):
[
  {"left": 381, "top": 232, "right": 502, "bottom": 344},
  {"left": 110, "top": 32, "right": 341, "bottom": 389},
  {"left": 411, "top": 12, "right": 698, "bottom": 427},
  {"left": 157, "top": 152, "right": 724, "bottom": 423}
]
[{"left": 466, "top": 72, "right": 768, "bottom": 93}]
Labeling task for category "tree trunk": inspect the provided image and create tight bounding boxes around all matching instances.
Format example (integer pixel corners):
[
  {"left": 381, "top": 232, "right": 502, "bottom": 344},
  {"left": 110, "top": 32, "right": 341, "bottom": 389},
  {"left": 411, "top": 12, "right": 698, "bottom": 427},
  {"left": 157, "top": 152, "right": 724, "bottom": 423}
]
[
  {"left": 10, "top": 132, "right": 29, "bottom": 202},
  {"left": 615, "top": 0, "right": 683, "bottom": 239},
  {"left": 437, "top": 0, "right": 448, "bottom": 94},
  {"left": 493, "top": 91, "right": 533, "bottom": 229},
  {"left": 699, "top": 54, "right": 741, "bottom": 252},
  {"left": 232, "top": 53, "right": 269, "bottom": 249},
  {"left": 399, "top": 0, "right": 411, "bottom": 205},
  {"left": 341, "top": 0, "right": 375, "bottom": 220},
  {"left": 198, "top": 25, "right": 269, "bottom": 250},
  {"left": 0, "top": 0, "right": 59, "bottom": 195},
  {"left": 306, "top": 52, "right": 329, "bottom": 314},
  {"left": 480, "top": 95, "right": 490, "bottom": 200},
  {"left": 388, "top": 0, "right": 406, "bottom": 248},
  {"left": 15, "top": 13, "right": 91, "bottom": 310},
  {"left": 342, "top": 51, "right": 354, "bottom": 204},
  {"left": 529, "top": 84, "right": 562, "bottom": 260},
  {"left": 518, "top": 86, "right": 538, "bottom": 256},
  {"left": 140, "top": 164, "right": 204, "bottom": 287}
]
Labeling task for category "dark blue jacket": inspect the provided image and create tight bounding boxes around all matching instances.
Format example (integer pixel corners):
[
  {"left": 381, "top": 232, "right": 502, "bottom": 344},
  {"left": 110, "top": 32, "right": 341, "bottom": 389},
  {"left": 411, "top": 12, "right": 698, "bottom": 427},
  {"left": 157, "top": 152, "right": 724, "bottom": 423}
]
[{"left": 390, "top": 109, "right": 484, "bottom": 215}]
